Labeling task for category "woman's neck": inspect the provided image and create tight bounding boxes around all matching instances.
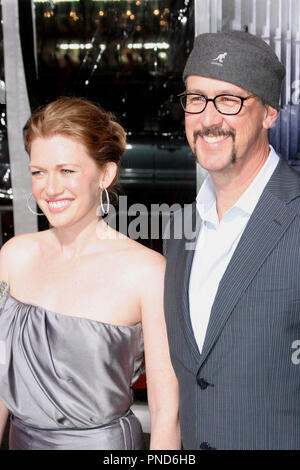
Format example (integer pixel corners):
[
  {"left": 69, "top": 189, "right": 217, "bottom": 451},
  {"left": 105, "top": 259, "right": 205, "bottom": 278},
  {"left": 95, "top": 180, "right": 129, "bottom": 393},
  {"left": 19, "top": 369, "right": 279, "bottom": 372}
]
[{"left": 50, "top": 216, "right": 101, "bottom": 259}]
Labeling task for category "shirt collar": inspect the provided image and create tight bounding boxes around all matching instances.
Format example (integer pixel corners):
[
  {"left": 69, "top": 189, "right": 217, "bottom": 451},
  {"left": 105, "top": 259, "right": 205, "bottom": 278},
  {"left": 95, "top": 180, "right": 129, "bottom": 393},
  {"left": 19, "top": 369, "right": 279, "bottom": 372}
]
[{"left": 196, "top": 145, "right": 279, "bottom": 222}]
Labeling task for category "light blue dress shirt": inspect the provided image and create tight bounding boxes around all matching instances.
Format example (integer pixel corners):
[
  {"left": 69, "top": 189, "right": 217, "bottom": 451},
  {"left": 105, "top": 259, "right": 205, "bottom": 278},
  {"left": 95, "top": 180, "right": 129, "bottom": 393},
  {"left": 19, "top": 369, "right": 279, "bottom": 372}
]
[{"left": 189, "top": 146, "right": 280, "bottom": 352}]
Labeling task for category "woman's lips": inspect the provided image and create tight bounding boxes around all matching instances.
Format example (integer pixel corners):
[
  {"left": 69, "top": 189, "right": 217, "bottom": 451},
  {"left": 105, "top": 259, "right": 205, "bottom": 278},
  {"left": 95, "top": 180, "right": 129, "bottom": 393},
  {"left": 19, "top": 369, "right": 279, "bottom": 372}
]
[{"left": 46, "top": 199, "right": 73, "bottom": 213}]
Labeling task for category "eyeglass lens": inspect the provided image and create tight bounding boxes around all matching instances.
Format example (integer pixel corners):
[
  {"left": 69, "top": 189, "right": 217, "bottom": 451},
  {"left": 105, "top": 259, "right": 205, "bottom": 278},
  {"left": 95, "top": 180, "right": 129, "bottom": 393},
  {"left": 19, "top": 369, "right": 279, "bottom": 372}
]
[{"left": 181, "top": 94, "right": 243, "bottom": 115}]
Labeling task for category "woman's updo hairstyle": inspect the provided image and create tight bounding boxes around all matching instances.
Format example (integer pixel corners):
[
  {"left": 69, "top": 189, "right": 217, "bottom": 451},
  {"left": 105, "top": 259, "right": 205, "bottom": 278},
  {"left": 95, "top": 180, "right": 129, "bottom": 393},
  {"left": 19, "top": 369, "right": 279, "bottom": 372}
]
[{"left": 25, "top": 97, "right": 126, "bottom": 190}]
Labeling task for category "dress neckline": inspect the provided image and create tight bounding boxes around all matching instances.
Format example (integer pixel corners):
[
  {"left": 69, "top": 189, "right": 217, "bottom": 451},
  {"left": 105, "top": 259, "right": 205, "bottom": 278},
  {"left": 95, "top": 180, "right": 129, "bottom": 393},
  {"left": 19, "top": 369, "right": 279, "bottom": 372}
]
[{"left": 1, "top": 281, "right": 141, "bottom": 330}]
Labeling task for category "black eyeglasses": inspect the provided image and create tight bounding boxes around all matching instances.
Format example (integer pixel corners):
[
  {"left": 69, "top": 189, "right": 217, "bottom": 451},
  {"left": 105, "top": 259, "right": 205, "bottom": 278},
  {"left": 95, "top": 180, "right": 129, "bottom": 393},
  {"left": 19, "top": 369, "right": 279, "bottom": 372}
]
[{"left": 178, "top": 92, "right": 256, "bottom": 115}]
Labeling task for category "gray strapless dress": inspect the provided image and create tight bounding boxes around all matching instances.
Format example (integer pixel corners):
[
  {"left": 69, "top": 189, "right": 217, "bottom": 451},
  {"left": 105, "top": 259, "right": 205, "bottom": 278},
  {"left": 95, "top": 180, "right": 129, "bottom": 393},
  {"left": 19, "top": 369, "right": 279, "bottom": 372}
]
[{"left": 0, "top": 281, "right": 146, "bottom": 450}]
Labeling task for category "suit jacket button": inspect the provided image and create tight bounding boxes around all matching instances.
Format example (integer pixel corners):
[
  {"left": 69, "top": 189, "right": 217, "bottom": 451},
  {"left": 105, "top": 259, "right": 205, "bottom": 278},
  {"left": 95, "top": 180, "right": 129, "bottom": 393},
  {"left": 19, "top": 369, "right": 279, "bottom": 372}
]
[
  {"left": 197, "top": 377, "right": 213, "bottom": 389},
  {"left": 200, "top": 442, "right": 216, "bottom": 450}
]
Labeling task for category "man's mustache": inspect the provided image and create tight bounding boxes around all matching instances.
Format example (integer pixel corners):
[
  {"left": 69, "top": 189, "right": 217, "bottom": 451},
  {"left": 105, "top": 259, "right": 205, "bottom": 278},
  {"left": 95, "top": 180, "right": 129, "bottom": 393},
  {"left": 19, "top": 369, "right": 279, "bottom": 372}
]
[{"left": 193, "top": 127, "right": 236, "bottom": 142}]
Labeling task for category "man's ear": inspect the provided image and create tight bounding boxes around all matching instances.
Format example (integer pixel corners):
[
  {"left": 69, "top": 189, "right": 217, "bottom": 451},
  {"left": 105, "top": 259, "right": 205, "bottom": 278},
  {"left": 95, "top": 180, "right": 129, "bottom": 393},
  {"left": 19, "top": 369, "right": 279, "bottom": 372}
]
[
  {"left": 263, "top": 104, "right": 279, "bottom": 130},
  {"left": 99, "top": 162, "right": 118, "bottom": 189}
]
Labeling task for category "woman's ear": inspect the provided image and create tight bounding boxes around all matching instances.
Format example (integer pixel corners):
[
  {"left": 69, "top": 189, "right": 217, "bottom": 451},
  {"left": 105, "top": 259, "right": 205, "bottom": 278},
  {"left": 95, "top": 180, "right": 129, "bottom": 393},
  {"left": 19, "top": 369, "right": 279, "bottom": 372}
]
[
  {"left": 262, "top": 104, "right": 279, "bottom": 130},
  {"left": 99, "top": 162, "right": 118, "bottom": 189}
]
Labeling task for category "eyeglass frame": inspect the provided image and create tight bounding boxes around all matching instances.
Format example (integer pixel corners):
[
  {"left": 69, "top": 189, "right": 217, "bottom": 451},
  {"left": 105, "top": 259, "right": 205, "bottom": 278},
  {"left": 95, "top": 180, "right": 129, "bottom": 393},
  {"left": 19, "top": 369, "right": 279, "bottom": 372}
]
[{"left": 178, "top": 92, "right": 257, "bottom": 115}]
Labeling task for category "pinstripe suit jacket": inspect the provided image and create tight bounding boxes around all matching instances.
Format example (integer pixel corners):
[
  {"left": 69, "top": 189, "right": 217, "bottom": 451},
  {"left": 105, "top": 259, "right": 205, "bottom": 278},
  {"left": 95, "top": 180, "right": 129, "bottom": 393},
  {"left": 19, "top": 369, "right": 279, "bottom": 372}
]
[{"left": 164, "top": 158, "right": 300, "bottom": 450}]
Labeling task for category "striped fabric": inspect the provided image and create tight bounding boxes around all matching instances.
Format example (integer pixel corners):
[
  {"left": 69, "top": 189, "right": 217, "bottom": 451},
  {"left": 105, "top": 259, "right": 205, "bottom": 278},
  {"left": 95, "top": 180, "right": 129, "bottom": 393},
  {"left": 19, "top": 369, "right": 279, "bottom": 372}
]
[{"left": 164, "top": 158, "right": 300, "bottom": 450}]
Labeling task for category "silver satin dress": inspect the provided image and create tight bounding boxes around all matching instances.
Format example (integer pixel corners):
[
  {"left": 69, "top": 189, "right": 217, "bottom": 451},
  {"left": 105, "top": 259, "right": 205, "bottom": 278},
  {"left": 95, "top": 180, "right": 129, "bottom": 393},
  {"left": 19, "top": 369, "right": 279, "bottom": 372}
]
[{"left": 0, "top": 281, "right": 146, "bottom": 450}]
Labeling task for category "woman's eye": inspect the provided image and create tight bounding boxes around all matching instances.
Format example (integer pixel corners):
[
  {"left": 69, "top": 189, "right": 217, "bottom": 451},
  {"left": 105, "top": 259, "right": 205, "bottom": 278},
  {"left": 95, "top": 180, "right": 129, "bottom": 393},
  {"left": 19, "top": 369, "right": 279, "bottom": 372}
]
[
  {"left": 31, "top": 171, "right": 43, "bottom": 176},
  {"left": 61, "top": 169, "right": 74, "bottom": 174}
]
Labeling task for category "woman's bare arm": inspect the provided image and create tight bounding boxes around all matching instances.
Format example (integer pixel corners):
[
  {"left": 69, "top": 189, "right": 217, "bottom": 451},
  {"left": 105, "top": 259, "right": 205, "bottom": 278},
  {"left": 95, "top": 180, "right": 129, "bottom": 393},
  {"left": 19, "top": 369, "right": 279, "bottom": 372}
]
[
  {"left": 0, "top": 240, "right": 11, "bottom": 447},
  {"left": 140, "top": 252, "right": 180, "bottom": 450},
  {"left": 0, "top": 401, "right": 8, "bottom": 447}
]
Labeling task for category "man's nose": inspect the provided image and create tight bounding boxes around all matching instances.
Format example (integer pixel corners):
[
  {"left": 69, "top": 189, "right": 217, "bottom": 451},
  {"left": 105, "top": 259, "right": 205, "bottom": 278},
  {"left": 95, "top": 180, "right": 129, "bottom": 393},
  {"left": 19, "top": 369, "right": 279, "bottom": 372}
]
[{"left": 200, "top": 100, "right": 224, "bottom": 128}]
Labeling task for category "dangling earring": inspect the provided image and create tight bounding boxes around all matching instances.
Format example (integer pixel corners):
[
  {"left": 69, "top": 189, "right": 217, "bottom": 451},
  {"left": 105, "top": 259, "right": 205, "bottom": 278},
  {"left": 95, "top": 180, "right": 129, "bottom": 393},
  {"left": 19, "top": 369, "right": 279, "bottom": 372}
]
[
  {"left": 100, "top": 188, "right": 110, "bottom": 216},
  {"left": 26, "top": 193, "right": 44, "bottom": 216}
]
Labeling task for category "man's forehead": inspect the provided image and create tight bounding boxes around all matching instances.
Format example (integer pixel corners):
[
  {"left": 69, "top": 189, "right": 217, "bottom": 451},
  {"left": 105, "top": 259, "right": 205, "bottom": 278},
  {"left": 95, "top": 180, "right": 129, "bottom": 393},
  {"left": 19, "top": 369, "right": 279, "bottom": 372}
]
[{"left": 186, "top": 75, "right": 251, "bottom": 96}]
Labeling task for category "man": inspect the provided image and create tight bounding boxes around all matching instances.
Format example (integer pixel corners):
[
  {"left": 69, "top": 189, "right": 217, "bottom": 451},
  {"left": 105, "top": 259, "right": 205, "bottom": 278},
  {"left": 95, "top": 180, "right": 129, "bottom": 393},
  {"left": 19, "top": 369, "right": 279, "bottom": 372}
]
[{"left": 164, "top": 31, "right": 300, "bottom": 450}]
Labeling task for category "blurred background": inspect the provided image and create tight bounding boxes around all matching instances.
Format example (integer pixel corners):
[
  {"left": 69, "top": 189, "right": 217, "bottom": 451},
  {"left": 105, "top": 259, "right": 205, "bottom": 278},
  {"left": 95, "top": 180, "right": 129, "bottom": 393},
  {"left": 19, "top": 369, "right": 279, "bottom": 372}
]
[
  {"left": 0, "top": 0, "right": 299, "bottom": 448},
  {"left": 1, "top": 0, "right": 300, "bottom": 249}
]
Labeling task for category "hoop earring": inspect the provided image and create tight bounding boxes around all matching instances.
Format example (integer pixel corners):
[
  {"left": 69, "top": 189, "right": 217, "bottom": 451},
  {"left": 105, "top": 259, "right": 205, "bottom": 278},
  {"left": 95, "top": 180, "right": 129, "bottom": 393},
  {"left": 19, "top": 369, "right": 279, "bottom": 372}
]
[
  {"left": 100, "top": 188, "right": 110, "bottom": 216},
  {"left": 26, "top": 193, "right": 44, "bottom": 216}
]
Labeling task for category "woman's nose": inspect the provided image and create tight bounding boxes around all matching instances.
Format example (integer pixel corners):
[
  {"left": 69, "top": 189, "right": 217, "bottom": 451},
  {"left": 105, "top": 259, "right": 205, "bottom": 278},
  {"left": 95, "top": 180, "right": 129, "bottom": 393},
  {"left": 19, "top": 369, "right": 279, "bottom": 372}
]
[{"left": 45, "top": 173, "right": 63, "bottom": 195}]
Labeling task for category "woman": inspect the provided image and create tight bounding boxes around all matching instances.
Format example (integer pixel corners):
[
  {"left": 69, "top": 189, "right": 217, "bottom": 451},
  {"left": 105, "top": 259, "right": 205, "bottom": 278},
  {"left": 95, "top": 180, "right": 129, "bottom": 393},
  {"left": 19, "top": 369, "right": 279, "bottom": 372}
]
[{"left": 0, "top": 97, "right": 180, "bottom": 450}]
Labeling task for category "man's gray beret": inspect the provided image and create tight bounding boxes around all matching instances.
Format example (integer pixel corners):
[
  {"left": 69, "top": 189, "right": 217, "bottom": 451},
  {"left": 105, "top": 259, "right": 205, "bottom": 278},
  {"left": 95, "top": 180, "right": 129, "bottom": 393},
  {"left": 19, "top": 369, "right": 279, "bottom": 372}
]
[{"left": 183, "top": 31, "right": 286, "bottom": 110}]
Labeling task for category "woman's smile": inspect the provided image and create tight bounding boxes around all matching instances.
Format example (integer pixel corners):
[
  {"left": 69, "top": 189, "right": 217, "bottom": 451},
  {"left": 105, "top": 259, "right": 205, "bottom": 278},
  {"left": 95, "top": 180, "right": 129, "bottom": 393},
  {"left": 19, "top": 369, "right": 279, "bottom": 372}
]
[{"left": 46, "top": 198, "right": 74, "bottom": 213}]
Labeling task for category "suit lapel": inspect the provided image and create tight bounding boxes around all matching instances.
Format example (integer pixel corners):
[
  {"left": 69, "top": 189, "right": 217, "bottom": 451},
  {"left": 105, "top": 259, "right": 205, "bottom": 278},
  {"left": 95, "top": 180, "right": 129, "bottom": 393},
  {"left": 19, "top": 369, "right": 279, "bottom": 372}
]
[
  {"left": 174, "top": 202, "right": 202, "bottom": 362},
  {"left": 199, "top": 160, "right": 300, "bottom": 367}
]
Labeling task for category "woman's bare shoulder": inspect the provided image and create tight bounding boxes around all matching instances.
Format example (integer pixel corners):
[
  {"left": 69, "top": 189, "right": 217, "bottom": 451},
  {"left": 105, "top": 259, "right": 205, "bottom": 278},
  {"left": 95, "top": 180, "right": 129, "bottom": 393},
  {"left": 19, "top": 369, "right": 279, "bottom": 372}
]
[
  {"left": 102, "top": 225, "right": 165, "bottom": 269},
  {"left": 0, "top": 231, "right": 51, "bottom": 272},
  {"left": 132, "top": 240, "right": 165, "bottom": 266},
  {"left": 118, "top": 237, "right": 166, "bottom": 281},
  {"left": 1, "top": 231, "right": 48, "bottom": 254}
]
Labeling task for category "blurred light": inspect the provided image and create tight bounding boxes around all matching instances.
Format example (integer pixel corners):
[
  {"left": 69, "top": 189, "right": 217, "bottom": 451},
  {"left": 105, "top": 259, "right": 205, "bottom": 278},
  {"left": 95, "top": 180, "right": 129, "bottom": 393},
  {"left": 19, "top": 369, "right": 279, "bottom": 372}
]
[
  {"left": 153, "top": 9, "right": 160, "bottom": 16},
  {"left": 58, "top": 41, "right": 168, "bottom": 52},
  {"left": 158, "top": 52, "right": 167, "bottom": 60},
  {"left": 130, "top": 14, "right": 135, "bottom": 20},
  {"left": 99, "top": 10, "right": 104, "bottom": 16},
  {"left": 144, "top": 42, "right": 169, "bottom": 50},
  {"left": 126, "top": 10, "right": 132, "bottom": 16},
  {"left": 3, "top": 169, "right": 9, "bottom": 183},
  {"left": 136, "top": 0, "right": 141, "bottom": 5},
  {"left": 70, "top": 11, "right": 79, "bottom": 21},
  {"left": 127, "top": 42, "right": 169, "bottom": 50},
  {"left": 35, "top": 0, "right": 80, "bottom": 3},
  {"left": 43, "top": 11, "right": 54, "bottom": 18},
  {"left": 58, "top": 43, "right": 93, "bottom": 50},
  {"left": 35, "top": 0, "right": 140, "bottom": 2},
  {"left": 128, "top": 43, "right": 142, "bottom": 49}
]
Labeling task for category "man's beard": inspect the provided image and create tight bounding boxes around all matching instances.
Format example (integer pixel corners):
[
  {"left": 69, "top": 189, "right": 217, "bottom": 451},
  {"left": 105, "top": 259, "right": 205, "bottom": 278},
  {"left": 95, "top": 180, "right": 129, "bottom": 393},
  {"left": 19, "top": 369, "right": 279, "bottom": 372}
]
[{"left": 193, "top": 126, "right": 237, "bottom": 164}]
